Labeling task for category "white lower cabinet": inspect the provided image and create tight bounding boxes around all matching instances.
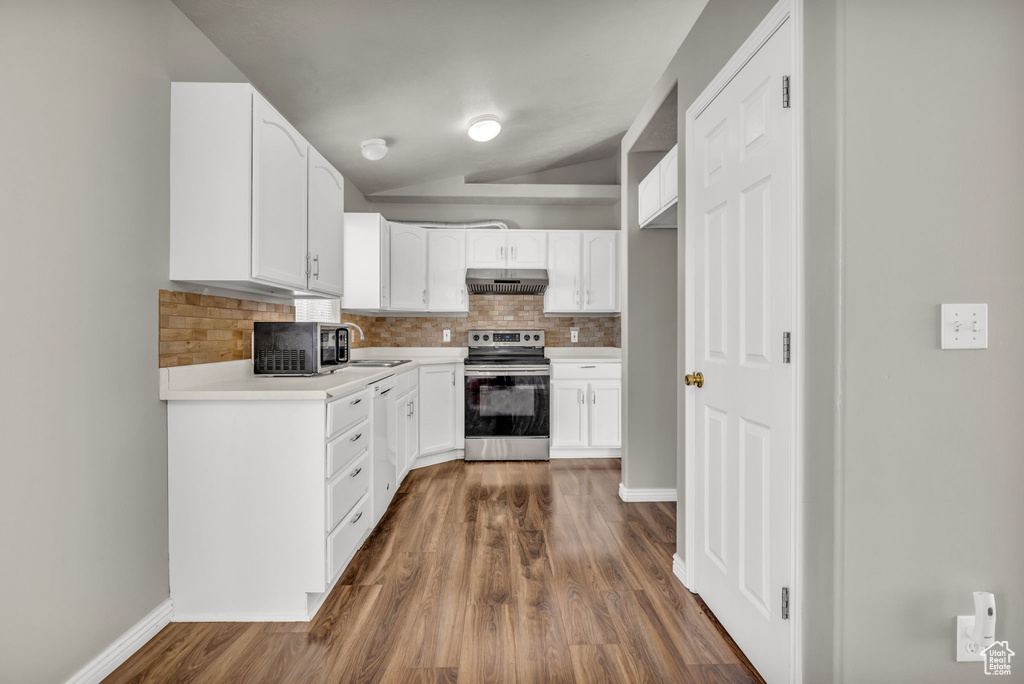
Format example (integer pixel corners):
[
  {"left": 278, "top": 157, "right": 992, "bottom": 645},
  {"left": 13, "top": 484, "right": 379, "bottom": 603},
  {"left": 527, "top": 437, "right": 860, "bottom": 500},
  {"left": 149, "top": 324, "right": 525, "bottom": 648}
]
[
  {"left": 327, "top": 494, "right": 371, "bottom": 581},
  {"left": 550, "top": 362, "right": 622, "bottom": 456},
  {"left": 418, "top": 363, "right": 463, "bottom": 457},
  {"left": 396, "top": 386, "right": 419, "bottom": 481}
]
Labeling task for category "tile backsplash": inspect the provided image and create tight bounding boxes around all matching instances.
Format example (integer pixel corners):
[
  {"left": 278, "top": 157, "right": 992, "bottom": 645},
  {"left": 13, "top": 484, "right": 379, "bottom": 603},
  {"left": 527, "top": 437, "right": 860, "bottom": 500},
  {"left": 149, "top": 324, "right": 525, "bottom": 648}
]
[
  {"left": 159, "top": 291, "right": 619, "bottom": 367},
  {"left": 342, "top": 294, "right": 620, "bottom": 348},
  {"left": 159, "top": 290, "right": 294, "bottom": 367}
]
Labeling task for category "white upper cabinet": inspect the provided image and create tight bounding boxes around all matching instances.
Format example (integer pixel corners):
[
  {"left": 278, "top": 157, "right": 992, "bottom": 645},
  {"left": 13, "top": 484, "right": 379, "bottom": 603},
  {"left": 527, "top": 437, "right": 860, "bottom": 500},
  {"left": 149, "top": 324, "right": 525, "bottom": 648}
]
[
  {"left": 466, "top": 230, "right": 547, "bottom": 269},
  {"left": 507, "top": 231, "right": 548, "bottom": 268},
  {"left": 427, "top": 230, "right": 467, "bottom": 312},
  {"left": 638, "top": 143, "right": 678, "bottom": 229},
  {"left": 251, "top": 95, "right": 309, "bottom": 289},
  {"left": 170, "top": 83, "right": 341, "bottom": 298},
  {"left": 389, "top": 224, "right": 428, "bottom": 310},
  {"left": 306, "top": 147, "right": 345, "bottom": 296},
  {"left": 342, "top": 213, "right": 390, "bottom": 310},
  {"left": 545, "top": 231, "right": 583, "bottom": 312},
  {"left": 544, "top": 230, "right": 619, "bottom": 314},
  {"left": 466, "top": 230, "right": 506, "bottom": 268},
  {"left": 583, "top": 231, "right": 619, "bottom": 312}
]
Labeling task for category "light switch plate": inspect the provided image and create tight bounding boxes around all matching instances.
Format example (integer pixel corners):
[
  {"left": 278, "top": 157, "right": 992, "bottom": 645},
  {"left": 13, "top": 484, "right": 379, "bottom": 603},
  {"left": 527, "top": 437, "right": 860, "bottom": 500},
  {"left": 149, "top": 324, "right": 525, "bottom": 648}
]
[
  {"left": 570, "top": 328, "right": 579, "bottom": 343},
  {"left": 941, "top": 304, "right": 988, "bottom": 350},
  {"left": 442, "top": 329, "right": 451, "bottom": 342}
]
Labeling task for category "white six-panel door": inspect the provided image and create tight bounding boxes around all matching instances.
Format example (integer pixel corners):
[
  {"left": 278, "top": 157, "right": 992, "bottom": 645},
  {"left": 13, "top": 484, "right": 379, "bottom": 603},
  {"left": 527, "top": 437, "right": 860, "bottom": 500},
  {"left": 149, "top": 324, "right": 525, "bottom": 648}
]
[{"left": 686, "top": 16, "right": 795, "bottom": 684}]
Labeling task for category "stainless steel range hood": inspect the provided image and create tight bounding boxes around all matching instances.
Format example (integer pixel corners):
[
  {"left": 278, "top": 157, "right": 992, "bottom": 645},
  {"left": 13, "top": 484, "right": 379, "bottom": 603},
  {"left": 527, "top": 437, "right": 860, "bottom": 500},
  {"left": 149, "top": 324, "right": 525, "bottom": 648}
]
[{"left": 466, "top": 269, "right": 549, "bottom": 295}]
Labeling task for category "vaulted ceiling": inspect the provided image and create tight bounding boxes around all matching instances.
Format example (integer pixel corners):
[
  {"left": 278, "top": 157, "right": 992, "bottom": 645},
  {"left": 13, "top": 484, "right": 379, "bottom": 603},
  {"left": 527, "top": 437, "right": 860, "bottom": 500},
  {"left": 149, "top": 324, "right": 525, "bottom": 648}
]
[{"left": 171, "top": 0, "right": 706, "bottom": 195}]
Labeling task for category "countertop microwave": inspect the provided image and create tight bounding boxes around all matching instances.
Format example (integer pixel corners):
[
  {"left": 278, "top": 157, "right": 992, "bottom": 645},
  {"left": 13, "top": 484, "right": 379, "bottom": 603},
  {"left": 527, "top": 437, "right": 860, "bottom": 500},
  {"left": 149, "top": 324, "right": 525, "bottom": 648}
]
[{"left": 252, "top": 322, "right": 350, "bottom": 376}]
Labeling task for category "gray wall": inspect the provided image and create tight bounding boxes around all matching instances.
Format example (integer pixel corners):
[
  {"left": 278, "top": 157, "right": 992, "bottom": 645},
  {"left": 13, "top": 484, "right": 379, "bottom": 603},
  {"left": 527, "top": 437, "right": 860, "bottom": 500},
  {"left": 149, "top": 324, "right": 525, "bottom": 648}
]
[
  {"left": 836, "top": 1, "right": 1024, "bottom": 681},
  {"left": 344, "top": 178, "right": 620, "bottom": 231},
  {"left": 0, "top": 2, "right": 244, "bottom": 682},
  {"left": 619, "top": 0, "right": 778, "bottom": 492}
]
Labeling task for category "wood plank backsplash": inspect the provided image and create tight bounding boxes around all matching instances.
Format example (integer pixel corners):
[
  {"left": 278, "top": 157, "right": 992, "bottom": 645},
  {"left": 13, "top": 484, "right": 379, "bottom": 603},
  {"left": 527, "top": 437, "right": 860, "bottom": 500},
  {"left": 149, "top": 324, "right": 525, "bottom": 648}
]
[
  {"left": 159, "top": 290, "right": 294, "bottom": 367},
  {"left": 160, "top": 291, "right": 619, "bottom": 367}
]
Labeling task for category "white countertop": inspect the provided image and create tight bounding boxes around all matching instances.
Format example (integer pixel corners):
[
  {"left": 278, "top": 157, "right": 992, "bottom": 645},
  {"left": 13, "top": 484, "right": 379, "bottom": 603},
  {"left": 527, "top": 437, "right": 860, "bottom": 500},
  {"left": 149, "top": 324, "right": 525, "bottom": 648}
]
[{"left": 160, "top": 347, "right": 619, "bottom": 401}]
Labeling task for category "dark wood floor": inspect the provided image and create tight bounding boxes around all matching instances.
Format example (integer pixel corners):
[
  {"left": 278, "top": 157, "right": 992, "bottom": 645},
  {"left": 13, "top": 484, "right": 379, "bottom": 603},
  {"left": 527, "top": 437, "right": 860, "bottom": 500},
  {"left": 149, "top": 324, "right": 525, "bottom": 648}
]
[{"left": 105, "top": 459, "right": 762, "bottom": 683}]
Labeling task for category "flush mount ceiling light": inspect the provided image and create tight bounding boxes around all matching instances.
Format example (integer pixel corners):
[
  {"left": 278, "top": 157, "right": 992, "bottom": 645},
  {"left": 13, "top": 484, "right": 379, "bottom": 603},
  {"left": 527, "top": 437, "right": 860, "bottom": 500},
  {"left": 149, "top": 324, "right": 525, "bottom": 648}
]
[
  {"left": 360, "top": 138, "right": 388, "bottom": 161},
  {"left": 467, "top": 115, "right": 501, "bottom": 142}
]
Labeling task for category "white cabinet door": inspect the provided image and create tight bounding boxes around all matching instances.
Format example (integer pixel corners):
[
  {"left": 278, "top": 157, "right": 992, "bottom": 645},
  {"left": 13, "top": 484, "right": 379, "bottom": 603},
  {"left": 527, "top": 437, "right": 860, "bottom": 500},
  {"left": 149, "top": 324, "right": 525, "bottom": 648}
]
[
  {"left": 588, "top": 380, "right": 622, "bottom": 448},
  {"left": 507, "top": 231, "right": 548, "bottom": 268},
  {"left": 419, "top": 364, "right": 456, "bottom": 455},
  {"left": 306, "top": 147, "right": 345, "bottom": 296},
  {"left": 583, "top": 231, "right": 619, "bottom": 312},
  {"left": 395, "top": 388, "right": 415, "bottom": 482},
  {"left": 407, "top": 391, "right": 420, "bottom": 470},
  {"left": 427, "top": 230, "right": 467, "bottom": 311},
  {"left": 638, "top": 166, "right": 661, "bottom": 227},
  {"left": 545, "top": 231, "right": 582, "bottom": 312},
  {"left": 659, "top": 144, "right": 679, "bottom": 209},
  {"left": 551, "top": 380, "right": 587, "bottom": 448},
  {"left": 251, "top": 93, "right": 309, "bottom": 289},
  {"left": 466, "top": 231, "right": 506, "bottom": 268},
  {"left": 389, "top": 224, "right": 427, "bottom": 310},
  {"left": 379, "top": 223, "right": 391, "bottom": 309}
]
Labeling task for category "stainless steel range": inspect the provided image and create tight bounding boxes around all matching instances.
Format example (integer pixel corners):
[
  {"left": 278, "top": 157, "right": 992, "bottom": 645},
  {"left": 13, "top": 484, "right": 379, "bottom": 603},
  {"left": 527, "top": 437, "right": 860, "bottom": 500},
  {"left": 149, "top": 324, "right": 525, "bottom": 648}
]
[{"left": 464, "top": 330, "right": 550, "bottom": 461}]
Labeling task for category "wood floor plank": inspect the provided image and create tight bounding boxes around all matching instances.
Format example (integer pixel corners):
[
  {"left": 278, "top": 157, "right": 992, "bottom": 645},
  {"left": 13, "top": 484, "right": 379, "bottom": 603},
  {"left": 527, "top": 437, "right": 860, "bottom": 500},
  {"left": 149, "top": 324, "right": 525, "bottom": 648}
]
[
  {"left": 457, "top": 604, "right": 518, "bottom": 684},
  {"left": 103, "top": 459, "right": 765, "bottom": 684},
  {"left": 569, "top": 644, "right": 637, "bottom": 684}
]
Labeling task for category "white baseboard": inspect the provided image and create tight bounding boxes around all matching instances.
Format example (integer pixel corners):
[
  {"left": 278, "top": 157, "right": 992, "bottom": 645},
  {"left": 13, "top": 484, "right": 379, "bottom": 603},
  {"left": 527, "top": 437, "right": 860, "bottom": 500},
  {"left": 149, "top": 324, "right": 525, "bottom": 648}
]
[
  {"left": 410, "top": 449, "right": 463, "bottom": 470},
  {"left": 618, "top": 482, "right": 677, "bottom": 502},
  {"left": 65, "top": 598, "right": 173, "bottom": 684},
  {"left": 172, "top": 611, "right": 308, "bottom": 622},
  {"left": 672, "top": 553, "right": 692, "bottom": 590},
  {"left": 550, "top": 448, "right": 621, "bottom": 459}
]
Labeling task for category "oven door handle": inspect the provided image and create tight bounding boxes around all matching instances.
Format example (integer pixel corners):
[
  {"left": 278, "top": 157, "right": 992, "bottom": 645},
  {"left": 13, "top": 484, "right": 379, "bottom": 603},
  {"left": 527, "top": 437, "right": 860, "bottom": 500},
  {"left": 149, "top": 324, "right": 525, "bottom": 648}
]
[{"left": 464, "top": 369, "right": 551, "bottom": 377}]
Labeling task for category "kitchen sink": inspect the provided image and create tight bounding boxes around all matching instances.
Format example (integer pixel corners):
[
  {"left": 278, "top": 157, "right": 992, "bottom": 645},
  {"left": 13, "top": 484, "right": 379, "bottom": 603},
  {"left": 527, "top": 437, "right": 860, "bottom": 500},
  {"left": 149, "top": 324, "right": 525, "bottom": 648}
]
[{"left": 347, "top": 359, "right": 412, "bottom": 368}]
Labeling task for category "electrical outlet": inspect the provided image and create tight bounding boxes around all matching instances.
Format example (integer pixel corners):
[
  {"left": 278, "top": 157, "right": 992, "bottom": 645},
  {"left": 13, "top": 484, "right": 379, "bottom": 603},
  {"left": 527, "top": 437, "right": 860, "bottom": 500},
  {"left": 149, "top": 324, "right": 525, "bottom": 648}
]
[
  {"left": 570, "top": 328, "right": 579, "bottom": 343},
  {"left": 442, "top": 329, "right": 451, "bottom": 342}
]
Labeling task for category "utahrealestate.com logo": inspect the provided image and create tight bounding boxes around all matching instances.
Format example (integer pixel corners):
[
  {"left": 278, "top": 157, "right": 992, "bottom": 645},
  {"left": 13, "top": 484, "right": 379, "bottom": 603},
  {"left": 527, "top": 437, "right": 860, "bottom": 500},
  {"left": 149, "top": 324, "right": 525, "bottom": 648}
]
[{"left": 981, "top": 641, "right": 1015, "bottom": 676}]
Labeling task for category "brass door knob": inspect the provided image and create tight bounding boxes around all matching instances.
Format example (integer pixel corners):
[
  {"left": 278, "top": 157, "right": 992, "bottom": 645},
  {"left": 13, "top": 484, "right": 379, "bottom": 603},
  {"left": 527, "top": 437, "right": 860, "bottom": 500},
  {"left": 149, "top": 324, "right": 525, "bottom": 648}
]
[{"left": 684, "top": 372, "right": 704, "bottom": 388}]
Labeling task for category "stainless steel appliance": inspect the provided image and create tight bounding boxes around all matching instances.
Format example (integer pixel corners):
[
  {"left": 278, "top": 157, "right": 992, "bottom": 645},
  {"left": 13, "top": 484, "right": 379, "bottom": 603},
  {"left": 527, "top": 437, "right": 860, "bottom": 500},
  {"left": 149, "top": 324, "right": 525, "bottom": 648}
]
[
  {"left": 466, "top": 269, "right": 548, "bottom": 295},
  {"left": 372, "top": 375, "right": 397, "bottom": 526},
  {"left": 252, "top": 321, "right": 350, "bottom": 376},
  {"left": 464, "top": 329, "right": 550, "bottom": 461}
]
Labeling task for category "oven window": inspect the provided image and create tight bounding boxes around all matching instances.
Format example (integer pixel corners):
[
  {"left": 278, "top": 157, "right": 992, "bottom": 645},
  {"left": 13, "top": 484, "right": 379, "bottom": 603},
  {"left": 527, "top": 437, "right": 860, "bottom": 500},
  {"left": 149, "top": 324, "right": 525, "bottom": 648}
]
[{"left": 466, "top": 375, "right": 549, "bottom": 438}]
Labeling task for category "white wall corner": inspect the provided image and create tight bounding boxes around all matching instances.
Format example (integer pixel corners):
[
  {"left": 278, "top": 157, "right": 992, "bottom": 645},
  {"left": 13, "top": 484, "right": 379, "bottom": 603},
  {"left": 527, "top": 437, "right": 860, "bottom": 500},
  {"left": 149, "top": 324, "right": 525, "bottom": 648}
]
[
  {"left": 618, "top": 482, "right": 678, "bottom": 502},
  {"left": 64, "top": 598, "right": 173, "bottom": 684}
]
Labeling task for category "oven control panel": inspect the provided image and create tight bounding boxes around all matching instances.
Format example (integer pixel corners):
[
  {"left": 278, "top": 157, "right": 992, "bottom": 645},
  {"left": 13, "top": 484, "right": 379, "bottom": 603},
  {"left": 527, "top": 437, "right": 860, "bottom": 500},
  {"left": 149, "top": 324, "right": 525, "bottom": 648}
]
[{"left": 468, "top": 330, "right": 545, "bottom": 347}]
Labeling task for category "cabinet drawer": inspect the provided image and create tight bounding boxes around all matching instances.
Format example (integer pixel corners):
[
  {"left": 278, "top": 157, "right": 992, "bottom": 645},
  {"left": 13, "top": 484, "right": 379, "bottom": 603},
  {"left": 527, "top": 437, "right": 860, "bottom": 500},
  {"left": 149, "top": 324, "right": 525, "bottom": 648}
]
[
  {"left": 327, "top": 450, "right": 370, "bottom": 531},
  {"left": 327, "top": 388, "right": 371, "bottom": 439},
  {"left": 326, "top": 420, "right": 370, "bottom": 477},
  {"left": 551, "top": 362, "right": 621, "bottom": 380},
  {"left": 327, "top": 494, "right": 370, "bottom": 581}
]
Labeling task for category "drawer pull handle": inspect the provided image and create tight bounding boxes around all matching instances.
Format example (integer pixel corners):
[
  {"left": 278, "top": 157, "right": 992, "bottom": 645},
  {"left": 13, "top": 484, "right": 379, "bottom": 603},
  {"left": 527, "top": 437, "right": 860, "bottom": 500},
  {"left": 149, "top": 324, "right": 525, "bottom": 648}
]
[
  {"left": 350, "top": 398, "right": 362, "bottom": 405},
  {"left": 350, "top": 433, "right": 362, "bottom": 442},
  {"left": 580, "top": 365, "right": 597, "bottom": 369},
  {"left": 349, "top": 467, "right": 362, "bottom": 478},
  {"left": 350, "top": 512, "right": 363, "bottom": 524}
]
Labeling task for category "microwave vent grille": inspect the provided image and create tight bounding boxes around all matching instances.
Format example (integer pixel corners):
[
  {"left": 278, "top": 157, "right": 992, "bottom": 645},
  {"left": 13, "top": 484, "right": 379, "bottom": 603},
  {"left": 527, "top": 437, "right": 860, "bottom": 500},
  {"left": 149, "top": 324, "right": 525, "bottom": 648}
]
[{"left": 256, "top": 349, "right": 307, "bottom": 373}]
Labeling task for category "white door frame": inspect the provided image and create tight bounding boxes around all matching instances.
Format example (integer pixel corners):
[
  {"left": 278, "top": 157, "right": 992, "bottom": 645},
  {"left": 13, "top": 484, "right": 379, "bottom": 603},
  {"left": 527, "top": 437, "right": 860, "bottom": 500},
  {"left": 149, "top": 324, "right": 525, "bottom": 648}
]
[{"left": 680, "top": 1, "right": 805, "bottom": 681}]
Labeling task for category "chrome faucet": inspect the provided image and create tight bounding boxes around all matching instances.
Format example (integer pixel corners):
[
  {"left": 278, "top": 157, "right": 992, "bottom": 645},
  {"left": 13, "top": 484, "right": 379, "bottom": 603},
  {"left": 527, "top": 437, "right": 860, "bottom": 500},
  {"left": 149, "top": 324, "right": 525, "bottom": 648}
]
[{"left": 340, "top": 322, "right": 365, "bottom": 340}]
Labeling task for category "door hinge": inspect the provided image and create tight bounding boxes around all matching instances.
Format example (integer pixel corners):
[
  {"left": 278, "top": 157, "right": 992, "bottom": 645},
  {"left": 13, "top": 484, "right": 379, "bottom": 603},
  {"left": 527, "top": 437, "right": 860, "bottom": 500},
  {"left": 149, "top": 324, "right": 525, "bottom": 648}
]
[
  {"left": 782, "top": 587, "right": 790, "bottom": 620},
  {"left": 783, "top": 332, "right": 792, "bottom": 364},
  {"left": 782, "top": 75, "right": 791, "bottom": 109}
]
